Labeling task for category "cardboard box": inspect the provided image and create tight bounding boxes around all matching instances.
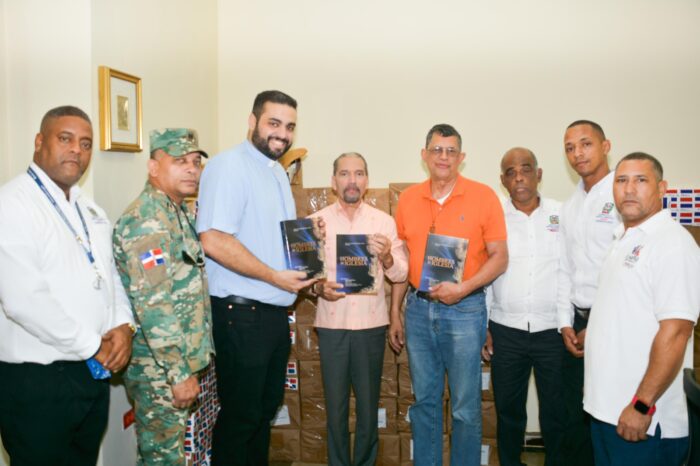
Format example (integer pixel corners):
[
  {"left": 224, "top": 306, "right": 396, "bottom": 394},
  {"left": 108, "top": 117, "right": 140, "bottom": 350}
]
[
  {"left": 294, "top": 296, "right": 317, "bottom": 325},
  {"left": 301, "top": 187, "right": 337, "bottom": 217},
  {"left": 398, "top": 363, "right": 413, "bottom": 400},
  {"left": 389, "top": 183, "right": 416, "bottom": 217},
  {"left": 396, "top": 398, "right": 412, "bottom": 433},
  {"left": 300, "top": 360, "right": 324, "bottom": 398},
  {"left": 364, "top": 188, "right": 391, "bottom": 215},
  {"left": 300, "top": 428, "right": 328, "bottom": 463},
  {"left": 381, "top": 362, "right": 399, "bottom": 398},
  {"left": 269, "top": 428, "right": 300, "bottom": 462},
  {"left": 377, "top": 433, "right": 401, "bottom": 466},
  {"left": 482, "top": 400, "right": 498, "bottom": 439},
  {"left": 296, "top": 323, "right": 320, "bottom": 361},
  {"left": 481, "top": 437, "right": 500, "bottom": 465},
  {"left": 300, "top": 396, "right": 327, "bottom": 430},
  {"left": 271, "top": 391, "right": 301, "bottom": 429},
  {"left": 284, "top": 359, "right": 299, "bottom": 392},
  {"left": 482, "top": 363, "right": 494, "bottom": 401}
]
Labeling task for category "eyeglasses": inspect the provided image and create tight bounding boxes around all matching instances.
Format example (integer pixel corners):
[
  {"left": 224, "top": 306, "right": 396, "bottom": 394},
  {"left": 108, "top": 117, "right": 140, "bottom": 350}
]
[{"left": 427, "top": 146, "right": 461, "bottom": 158}]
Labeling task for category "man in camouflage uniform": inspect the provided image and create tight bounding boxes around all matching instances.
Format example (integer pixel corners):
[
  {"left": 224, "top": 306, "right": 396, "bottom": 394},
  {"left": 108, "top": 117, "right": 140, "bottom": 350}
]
[{"left": 113, "top": 128, "right": 214, "bottom": 465}]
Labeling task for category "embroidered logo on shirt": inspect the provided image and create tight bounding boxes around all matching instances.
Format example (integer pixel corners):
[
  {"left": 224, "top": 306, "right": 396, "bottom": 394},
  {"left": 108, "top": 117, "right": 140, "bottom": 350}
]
[
  {"left": 547, "top": 214, "right": 560, "bottom": 232},
  {"left": 596, "top": 202, "right": 617, "bottom": 223},
  {"left": 623, "top": 244, "right": 644, "bottom": 268},
  {"left": 140, "top": 248, "right": 165, "bottom": 270}
]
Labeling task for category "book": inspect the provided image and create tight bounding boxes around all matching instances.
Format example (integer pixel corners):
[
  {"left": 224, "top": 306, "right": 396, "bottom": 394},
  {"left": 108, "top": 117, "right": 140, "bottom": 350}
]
[
  {"left": 280, "top": 218, "right": 326, "bottom": 279},
  {"left": 418, "top": 233, "right": 469, "bottom": 292},
  {"left": 336, "top": 234, "right": 379, "bottom": 294}
]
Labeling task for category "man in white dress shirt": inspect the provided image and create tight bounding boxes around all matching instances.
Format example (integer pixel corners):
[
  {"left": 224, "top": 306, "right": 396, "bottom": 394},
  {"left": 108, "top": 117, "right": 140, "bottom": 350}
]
[
  {"left": 0, "top": 106, "right": 135, "bottom": 466},
  {"left": 483, "top": 147, "right": 566, "bottom": 466},
  {"left": 557, "top": 120, "right": 620, "bottom": 466},
  {"left": 584, "top": 152, "right": 699, "bottom": 466}
]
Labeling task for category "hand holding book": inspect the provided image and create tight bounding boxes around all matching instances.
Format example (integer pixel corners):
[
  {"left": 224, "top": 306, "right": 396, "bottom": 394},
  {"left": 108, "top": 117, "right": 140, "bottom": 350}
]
[{"left": 367, "top": 233, "right": 393, "bottom": 269}]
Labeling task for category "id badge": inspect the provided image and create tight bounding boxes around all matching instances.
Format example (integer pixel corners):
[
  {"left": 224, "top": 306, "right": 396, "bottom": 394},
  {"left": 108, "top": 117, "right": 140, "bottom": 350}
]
[{"left": 86, "top": 357, "right": 111, "bottom": 380}]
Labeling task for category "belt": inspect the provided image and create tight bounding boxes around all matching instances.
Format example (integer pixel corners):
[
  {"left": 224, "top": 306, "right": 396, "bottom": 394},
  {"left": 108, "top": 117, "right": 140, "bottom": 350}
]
[
  {"left": 574, "top": 305, "right": 591, "bottom": 319},
  {"left": 215, "top": 295, "right": 289, "bottom": 312},
  {"left": 411, "top": 286, "right": 484, "bottom": 302}
]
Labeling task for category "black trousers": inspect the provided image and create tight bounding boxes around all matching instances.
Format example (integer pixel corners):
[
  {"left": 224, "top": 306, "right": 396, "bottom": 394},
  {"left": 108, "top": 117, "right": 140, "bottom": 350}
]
[
  {"left": 0, "top": 360, "right": 109, "bottom": 466},
  {"left": 560, "top": 312, "right": 594, "bottom": 466},
  {"left": 317, "top": 326, "right": 387, "bottom": 466},
  {"left": 210, "top": 296, "right": 291, "bottom": 466},
  {"left": 490, "top": 321, "right": 566, "bottom": 466}
]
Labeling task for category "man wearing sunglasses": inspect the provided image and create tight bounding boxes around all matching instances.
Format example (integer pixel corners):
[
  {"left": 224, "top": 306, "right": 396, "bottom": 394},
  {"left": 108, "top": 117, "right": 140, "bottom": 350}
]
[{"left": 113, "top": 128, "right": 214, "bottom": 465}]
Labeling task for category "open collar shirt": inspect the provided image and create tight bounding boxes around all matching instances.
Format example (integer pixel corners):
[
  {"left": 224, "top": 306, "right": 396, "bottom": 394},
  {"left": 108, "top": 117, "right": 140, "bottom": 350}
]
[
  {"left": 0, "top": 163, "right": 133, "bottom": 364},
  {"left": 488, "top": 196, "right": 563, "bottom": 332},
  {"left": 584, "top": 210, "right": 700, "bottom": 438},
  {"left": 309, "top": 201, "right": 408, "bottom": 330},
  {"left": 557, "top": 171, "right": 621, "bottom": 329}
]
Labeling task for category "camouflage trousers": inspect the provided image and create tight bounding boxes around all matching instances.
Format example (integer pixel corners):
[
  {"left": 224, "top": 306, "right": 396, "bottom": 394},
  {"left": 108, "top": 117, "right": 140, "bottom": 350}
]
[{"left": 125, "top": 377, "right": 191, "bottom": 466}]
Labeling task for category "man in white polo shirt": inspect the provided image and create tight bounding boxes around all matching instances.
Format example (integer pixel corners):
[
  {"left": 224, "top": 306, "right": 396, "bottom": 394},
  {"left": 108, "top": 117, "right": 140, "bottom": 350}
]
[
  {"left": 483, "top": 147, "right": 566, "bottom": 466},
  {"left": 584, "top": 152, "right": 700, "bottom": 466}
]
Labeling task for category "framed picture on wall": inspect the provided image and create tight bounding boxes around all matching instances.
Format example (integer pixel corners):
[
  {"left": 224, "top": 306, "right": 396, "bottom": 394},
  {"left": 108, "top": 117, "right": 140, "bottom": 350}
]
[{"left": 98, "top": 66, "right": 143, "bottom": 152}]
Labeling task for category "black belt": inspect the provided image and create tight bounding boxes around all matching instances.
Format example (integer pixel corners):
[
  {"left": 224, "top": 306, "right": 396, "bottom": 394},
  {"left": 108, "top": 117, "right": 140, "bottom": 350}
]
[
  {"left": 412, "top": 286, "right": 484, "bottom": 302},
  {"left": 214, "top": 295, "right": 289, "bottom": 312},
  {"left": 574, "top": 305, "right": 591, "bottom": 319}
]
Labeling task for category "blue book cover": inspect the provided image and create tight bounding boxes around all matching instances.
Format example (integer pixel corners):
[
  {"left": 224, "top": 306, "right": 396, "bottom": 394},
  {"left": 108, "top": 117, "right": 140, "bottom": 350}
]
[
  {"left": 280, "top": 218, "right": 326, "bottom": 279},
  {"left": 418, "top": 233, "right": 469, "bottom": 292},
  {"left": 336, "top": 234, "right": 379, "bottom": 294}
]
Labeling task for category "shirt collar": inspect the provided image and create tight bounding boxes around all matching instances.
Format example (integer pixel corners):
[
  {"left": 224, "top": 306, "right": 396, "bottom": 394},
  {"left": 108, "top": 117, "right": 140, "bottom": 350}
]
[
  {"left": 144, "top": 181, "right": 179, "bottom": 211},
  {"left": 29, "top": 162, "right": 82, "bottom": 205},
  {"left": 577, "top": 170, "right": 614, "bottom": 196},
  {"left": 613, "top": 209, "right": 668, "bottom": 240},
  {"left": 244, "top": 139, "right": 281, "bottom": 169},
  {"left": 420, "top": 175, "right": 467, "bottom": 201}
]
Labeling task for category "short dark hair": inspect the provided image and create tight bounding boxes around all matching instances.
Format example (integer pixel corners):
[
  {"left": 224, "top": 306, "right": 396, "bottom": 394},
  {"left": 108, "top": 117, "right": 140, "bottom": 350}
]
[
  {"left": 566, "top": 119, "right": 606, "bottom": 140},
  {"left": 333, "top": 152, "right": 368, "bottom": 176},
  {"left": 616, "top": 152, "right": 664, "bottom": 181},
  {"left": 40, "top": 105, "right": 91, "bottom": 133},
  {"left": 425, "top": 124, "right": 462, "bottom": 149},
  {"left": 252, "top": 90, "right": 297, "bottom": 119}
]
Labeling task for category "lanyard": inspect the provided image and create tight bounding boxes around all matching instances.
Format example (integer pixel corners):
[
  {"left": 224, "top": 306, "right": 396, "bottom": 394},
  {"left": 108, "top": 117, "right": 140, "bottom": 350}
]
[{"left": 27, "top": 167, "right": 103, "bottom": 289}]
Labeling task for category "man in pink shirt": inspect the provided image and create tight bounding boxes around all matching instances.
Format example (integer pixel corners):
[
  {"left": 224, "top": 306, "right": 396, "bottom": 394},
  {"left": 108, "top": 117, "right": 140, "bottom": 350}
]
[{"left": 309, "top": 152, "right": 408, "bottom": 466}]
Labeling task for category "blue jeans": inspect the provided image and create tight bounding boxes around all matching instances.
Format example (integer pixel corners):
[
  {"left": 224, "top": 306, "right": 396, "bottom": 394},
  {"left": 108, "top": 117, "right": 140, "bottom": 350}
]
[
  {"left": 590, "top": 417, "right": 688, "bottom": 466},
  {"left": 405, "top": 290, "right": 487, "bottom": 466}
]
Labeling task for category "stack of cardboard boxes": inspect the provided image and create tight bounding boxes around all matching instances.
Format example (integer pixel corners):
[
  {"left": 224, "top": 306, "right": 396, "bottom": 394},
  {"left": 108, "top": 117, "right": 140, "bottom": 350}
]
[{"left": 269, "top": 178, "right": 500, "bottom": 464}]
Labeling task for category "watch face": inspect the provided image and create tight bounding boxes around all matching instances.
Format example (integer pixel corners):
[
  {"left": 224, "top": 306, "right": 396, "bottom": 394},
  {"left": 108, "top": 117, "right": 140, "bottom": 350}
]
[{"left": 634, "top": 399, "right": 650, "bottom": 415}]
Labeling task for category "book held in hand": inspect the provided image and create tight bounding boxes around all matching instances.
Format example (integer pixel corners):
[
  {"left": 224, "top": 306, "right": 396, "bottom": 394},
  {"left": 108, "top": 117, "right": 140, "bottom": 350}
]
[
  {"left": 418, "top": 233, "right": 469, "bottom": 292},
  {"left": 336, "top": 234, "right": 379, "bottom": 294},
  {"left": 280, "top": 218, "right": 326, "bottom": 279}
]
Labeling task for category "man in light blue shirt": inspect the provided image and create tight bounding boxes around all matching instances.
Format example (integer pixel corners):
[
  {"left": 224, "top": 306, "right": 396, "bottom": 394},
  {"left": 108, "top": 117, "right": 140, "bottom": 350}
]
[{"left": 197, "top": 90, "right": 316, "bottom": 466}]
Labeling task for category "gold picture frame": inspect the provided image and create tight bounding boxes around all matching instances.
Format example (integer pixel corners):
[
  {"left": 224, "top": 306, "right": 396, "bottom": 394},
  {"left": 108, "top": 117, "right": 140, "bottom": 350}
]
[{"left": 98, "top": 66, "right": 143, "bottom": 152}]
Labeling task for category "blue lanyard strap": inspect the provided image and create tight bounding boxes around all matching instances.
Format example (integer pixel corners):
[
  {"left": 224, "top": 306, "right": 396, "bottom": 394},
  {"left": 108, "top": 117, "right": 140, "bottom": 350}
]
[{"left": 27, "top": 167, "right": 97, "bottom": 266}]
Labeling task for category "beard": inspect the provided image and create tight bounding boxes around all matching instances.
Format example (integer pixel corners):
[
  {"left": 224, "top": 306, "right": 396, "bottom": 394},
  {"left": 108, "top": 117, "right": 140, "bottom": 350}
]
[
  {"left": 251, "top": 125, "right": 292, "bottom": 160},
  {"left": 342, "top": 184, "right": 362, "bottom": 204}
]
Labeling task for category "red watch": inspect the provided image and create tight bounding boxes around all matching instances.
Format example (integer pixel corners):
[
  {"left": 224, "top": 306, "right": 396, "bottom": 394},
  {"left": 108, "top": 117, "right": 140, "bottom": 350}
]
[{"left": 632, "top": 396, "right": 656, "bottom": 416}]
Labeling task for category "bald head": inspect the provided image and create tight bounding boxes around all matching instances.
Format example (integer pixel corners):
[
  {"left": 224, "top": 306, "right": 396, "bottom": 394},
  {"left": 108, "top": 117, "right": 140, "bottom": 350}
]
[{"left": 500, "top": 147, "right": 538, "bottom": 174}]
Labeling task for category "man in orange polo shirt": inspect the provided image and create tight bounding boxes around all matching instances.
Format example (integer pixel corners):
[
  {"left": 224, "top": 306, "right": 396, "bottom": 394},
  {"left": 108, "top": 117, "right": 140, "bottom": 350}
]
[{"left": 390, "top": 123, "right": 508, "bottom": 466}]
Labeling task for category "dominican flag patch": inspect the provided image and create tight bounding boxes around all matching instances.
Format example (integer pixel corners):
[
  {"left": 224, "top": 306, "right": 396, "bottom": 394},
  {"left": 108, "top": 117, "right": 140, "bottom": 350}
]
[{"left": 140, "top": 248, "right": 165, "bottom": 270}]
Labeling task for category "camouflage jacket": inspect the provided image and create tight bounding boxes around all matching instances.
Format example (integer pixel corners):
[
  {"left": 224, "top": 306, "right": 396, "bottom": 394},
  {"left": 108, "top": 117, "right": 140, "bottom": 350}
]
[{"left": 113, "top": 182, "right": 213, "bottom": 384}]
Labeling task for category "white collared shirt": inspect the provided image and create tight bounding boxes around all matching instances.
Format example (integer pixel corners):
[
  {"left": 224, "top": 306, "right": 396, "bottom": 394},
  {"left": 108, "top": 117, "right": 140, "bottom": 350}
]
[
  {"left": 0, "top": 164, "right": 133, "bottom": 364},
  {"left": 557, "top": 171, "right": 621, "bottom": 329},
  {"left": 488, "top": 196, "right": 563, "bottom": 332},
  {"left": 584, "top": 210, "right": 700, "bottom": 438}
]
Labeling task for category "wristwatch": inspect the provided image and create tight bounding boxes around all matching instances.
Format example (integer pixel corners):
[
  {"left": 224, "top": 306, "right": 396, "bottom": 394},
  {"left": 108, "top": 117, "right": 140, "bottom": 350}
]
[
  {"left": 632, "top": 396, "right": 656, "bottom": 416},
  {"left": 127, "top": 323, "right": 138, "bottom": 335}
]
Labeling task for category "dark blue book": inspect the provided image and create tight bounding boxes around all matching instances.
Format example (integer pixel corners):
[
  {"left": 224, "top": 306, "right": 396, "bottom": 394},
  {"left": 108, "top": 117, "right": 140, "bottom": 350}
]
[
  {"left": 280, "top": 218, "right": 326, "bottom": 279},
  {"left": 418, "top": 233, "right": 469, "bottom": 292},
  {"left": 336, "top": 234, "right": 379, "bottom": 294}
]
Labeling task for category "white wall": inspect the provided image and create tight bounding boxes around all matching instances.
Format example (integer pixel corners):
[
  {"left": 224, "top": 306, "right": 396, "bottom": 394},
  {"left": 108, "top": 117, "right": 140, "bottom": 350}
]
[
  {"left": 218, "top": 0, "right": 700, "bottom": 199},
  {"left": 91, "top": 0, "right": 219, "bottom": 221}
]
